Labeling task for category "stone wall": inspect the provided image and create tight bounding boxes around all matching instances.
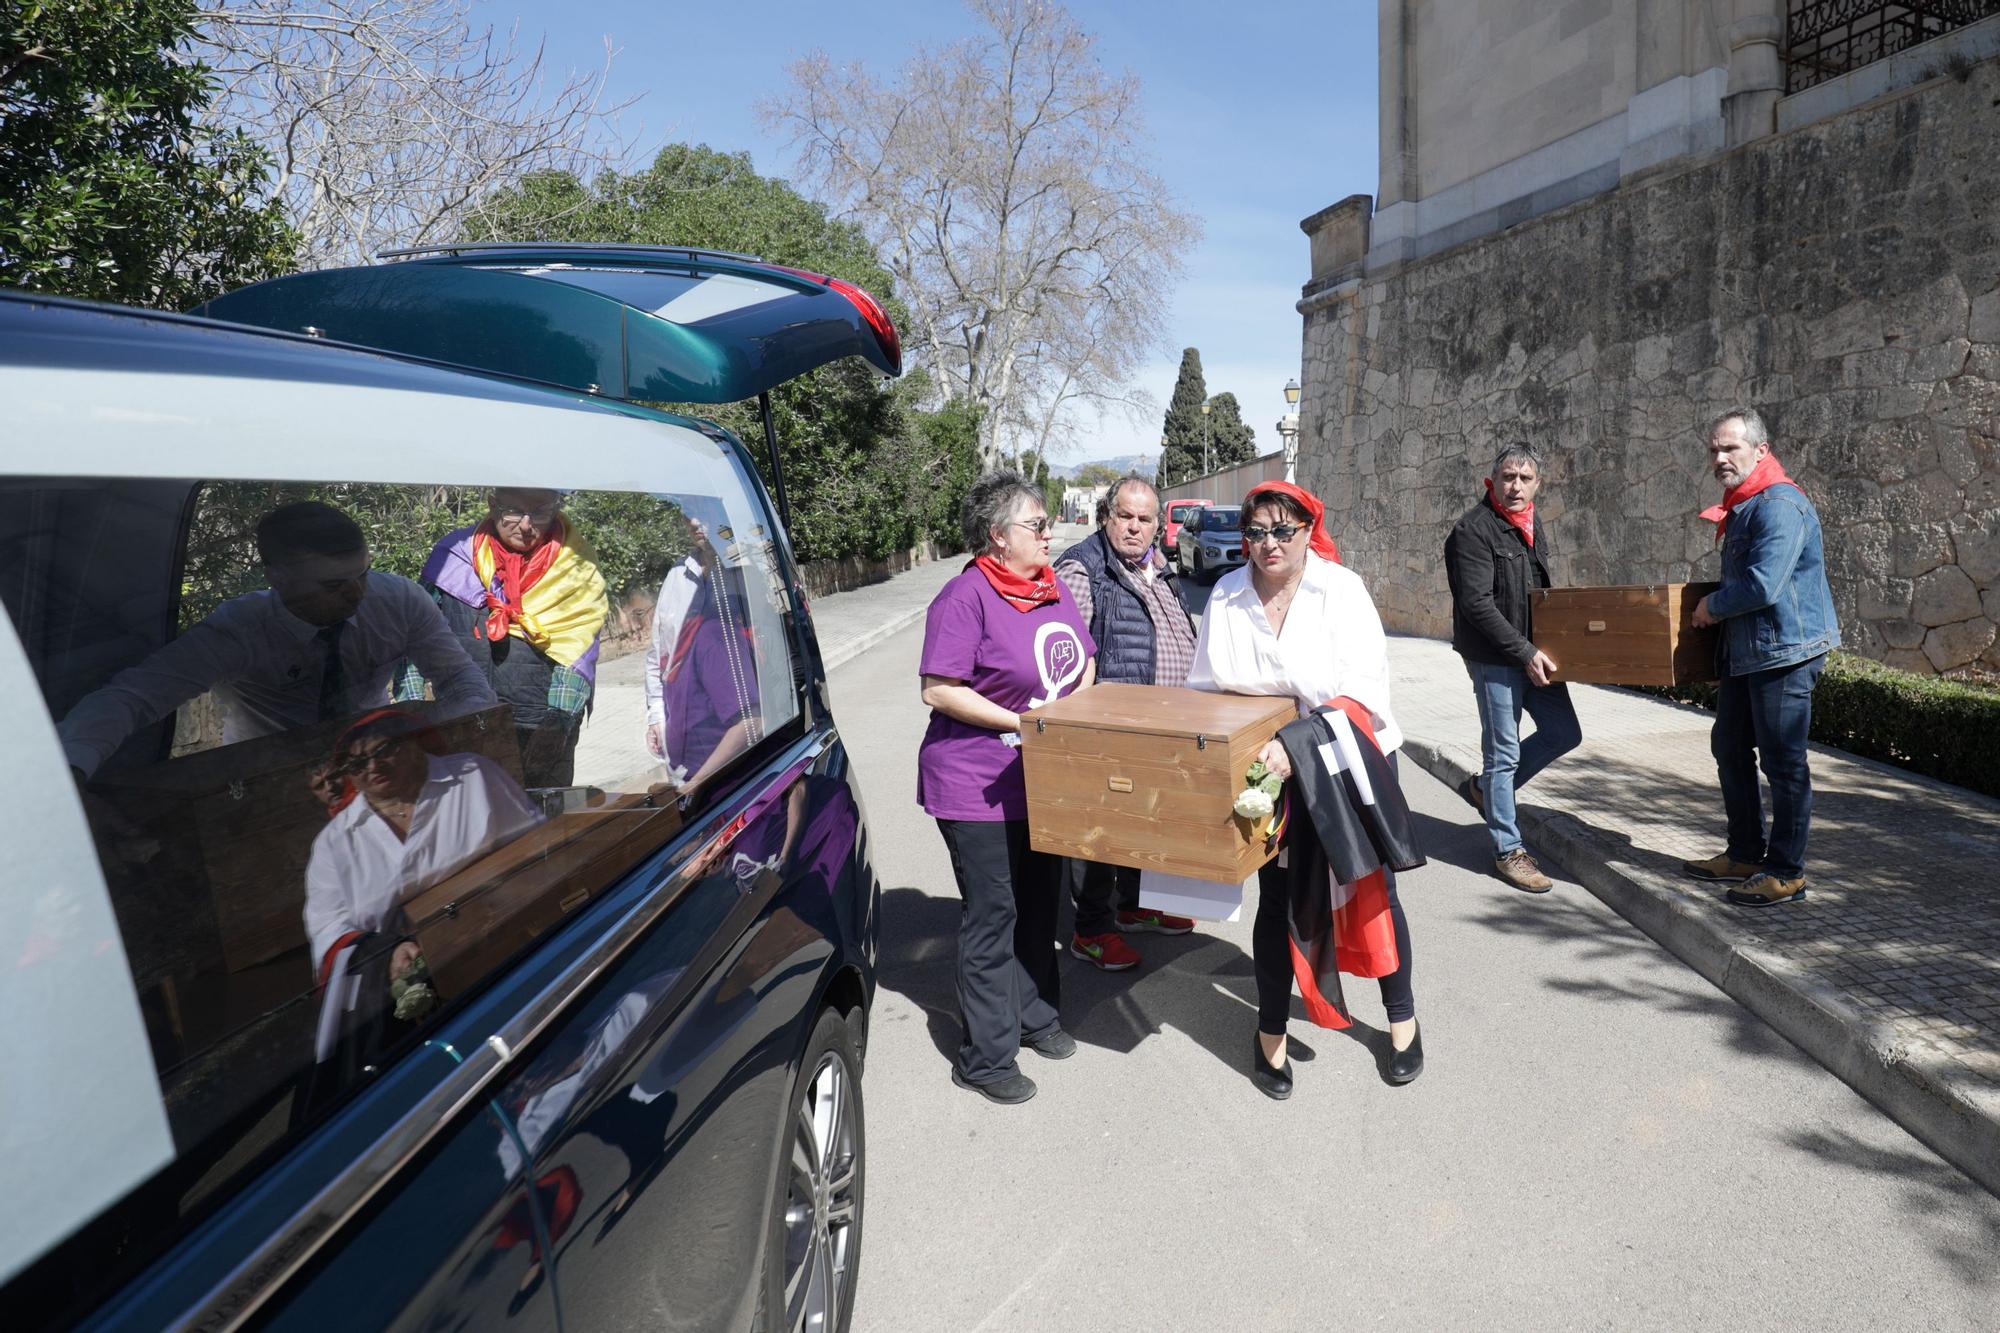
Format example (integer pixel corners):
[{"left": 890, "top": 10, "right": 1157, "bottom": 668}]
[{"left": 1298, "top": 55, "right": 2000, "bottom": 674}]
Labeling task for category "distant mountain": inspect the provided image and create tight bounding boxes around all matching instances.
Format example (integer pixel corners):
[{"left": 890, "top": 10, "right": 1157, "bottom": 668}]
[{"left": 1049, "top": 452, "right": 1161, "bottom": 481}]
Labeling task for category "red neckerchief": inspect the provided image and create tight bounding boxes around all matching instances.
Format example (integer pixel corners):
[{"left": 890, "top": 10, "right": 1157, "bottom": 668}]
[
  {"left": 1485, "top": 477, "right": 1536, "bottom": 547},
  {"left": 1699, "top": 452, "right": 1794, "bottom": 541},
  {"left": 472, "top": 516, "right": 564, "bottom": 642},
  {"left": 971, "top": 553, "right": 1059, "bottom": 612},
  {"left": 1244, "top": 481, "right": 1341, "bottom": 562}
]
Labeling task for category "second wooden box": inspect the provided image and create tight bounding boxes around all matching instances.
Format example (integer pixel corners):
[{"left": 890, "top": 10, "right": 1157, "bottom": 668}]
[
  {"left": 1018, "top": 684, "right": 1297, "bottom": 883},
  {"left": 1532, "top": 581, "right": 1720, "bottom": 686}
]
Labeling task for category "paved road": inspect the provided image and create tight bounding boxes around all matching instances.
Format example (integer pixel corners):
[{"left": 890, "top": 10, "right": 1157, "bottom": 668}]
[{"left": 833, "top": 617, "right": 2000, "bottom": 1331}]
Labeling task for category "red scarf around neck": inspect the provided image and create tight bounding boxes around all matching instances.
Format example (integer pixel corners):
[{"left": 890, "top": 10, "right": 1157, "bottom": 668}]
[
  {"left": 1699, "top": 452, "right": 1794, "bottom": 541},
  {"left": 1484, "top": 477, "right": 1536, "bottom": 547},
  {"left": 972, "top": 553, "right": 1059, "bottom": 612},
  {"left": 472, "top": 516, "right": 564, "bottom": 642}
]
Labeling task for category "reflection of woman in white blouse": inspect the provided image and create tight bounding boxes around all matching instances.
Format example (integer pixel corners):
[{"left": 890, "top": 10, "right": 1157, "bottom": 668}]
[{"left": 1188, "top": 481, "right": 1423, "bottom": 1098}]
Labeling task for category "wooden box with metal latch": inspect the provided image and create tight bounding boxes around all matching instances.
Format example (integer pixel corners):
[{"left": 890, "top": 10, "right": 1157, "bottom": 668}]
[
  {"left": 1018, "top": 684, "right": 1297, "bottom": 883},
  {"left": 1532, "top": 582, "right": 1721, "bottom": 686}
]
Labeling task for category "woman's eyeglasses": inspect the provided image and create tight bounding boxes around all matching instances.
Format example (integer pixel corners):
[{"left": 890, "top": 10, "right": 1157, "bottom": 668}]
[
  {"left": 1242, "top": 523, "right": 1304, "bottom": 544},
  {"left": 498, "top": 506, "right": 560, "bottom": 525},
  {"left": 1010, "top": 518, "right": 1054, "bottom": 536}
]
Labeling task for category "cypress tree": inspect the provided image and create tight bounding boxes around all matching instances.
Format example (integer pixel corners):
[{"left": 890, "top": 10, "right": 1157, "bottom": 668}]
[
  {"left": 1157, "top": 348, "right": 1209, "bottom": 486},
  {"left": 1204, "top": 392, "right": 1257, "bottom": 468}
]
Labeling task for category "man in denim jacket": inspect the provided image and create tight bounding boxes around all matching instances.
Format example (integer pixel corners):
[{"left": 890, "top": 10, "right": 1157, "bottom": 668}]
[{"left": 1687, "top": 407, "right": 1840, "bottom": 908}]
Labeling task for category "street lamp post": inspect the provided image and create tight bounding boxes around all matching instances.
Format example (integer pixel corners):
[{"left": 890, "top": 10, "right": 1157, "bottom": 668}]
[
  {"left": 1278, "top": 377, "right": 1302, "bottom": 482},
  {"left": 1201, "top": 399, "right": 1212, "bottom": 477}
]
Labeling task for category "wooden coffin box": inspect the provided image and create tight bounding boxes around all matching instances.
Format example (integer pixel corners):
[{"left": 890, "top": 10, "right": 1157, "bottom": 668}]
[
  {"left": 1532, "top": 582, "right": 1721, "bottom": 686},
  {"left": 1018, "top": 684, "right": 1296, "bottom": 883}
]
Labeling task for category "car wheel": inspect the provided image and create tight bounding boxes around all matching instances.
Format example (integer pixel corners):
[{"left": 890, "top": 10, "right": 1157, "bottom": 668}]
[{"left": 768, "top": 1008, "right": 864, "bottom": 1333}]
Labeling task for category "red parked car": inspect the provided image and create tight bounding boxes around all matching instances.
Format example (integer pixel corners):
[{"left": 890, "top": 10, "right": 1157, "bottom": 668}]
[{"left": 1161, "top": 498, "right": 1211, "bottom": 568}]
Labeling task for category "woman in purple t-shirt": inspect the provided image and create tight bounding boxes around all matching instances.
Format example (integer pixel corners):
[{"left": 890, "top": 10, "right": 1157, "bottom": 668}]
[{"left": 918, "top": 472, "right": 1096, "bottom": 1104}]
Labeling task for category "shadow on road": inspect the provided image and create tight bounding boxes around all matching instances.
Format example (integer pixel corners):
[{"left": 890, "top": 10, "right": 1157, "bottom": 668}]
[
  {"left": 1777, "top": 1126, "right": 2000, "bottom": 1284},
  {"left": 878, "top": 880, "right": 1415, "bottom": 1086}
]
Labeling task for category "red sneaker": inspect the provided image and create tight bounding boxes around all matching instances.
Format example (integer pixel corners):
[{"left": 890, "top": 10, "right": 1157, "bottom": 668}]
[
  {"left": 1117, "top": 907, "right": 1195, "bottom": 936},
  {"left": 1069, "top": 931, "right": 1140, "bottom": 971}
]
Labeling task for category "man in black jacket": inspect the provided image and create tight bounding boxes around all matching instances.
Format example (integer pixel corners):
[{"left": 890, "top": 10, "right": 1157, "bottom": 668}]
[
  {"left": 1443, "top": 444, "right": 1582, "bottom": 892},
  {"left": 1053, "top": 475, "right": 1201, "bottom": 969}
]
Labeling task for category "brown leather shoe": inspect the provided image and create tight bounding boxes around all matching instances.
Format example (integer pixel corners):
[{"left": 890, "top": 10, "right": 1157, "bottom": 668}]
[
  {"left": 1682, "top": 852, "right": 1764, "bottom": 882},
  {"left": 1494, "top": 849, "right": 1554, "bottom": 893},
  {"left": 1726, "top": 873, "right": 1808, "bottom": 907}
]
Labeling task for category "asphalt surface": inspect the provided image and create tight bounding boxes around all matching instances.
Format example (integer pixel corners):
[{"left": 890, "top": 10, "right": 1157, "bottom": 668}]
[{"left": 832, "top": 615, "right": 2000, "bottom": 1332}]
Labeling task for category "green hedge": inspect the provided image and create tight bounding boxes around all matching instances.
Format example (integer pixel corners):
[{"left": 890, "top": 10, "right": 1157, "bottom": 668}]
[{"left": 1641, "top": 652, "right": 2000, "bottom": 799}]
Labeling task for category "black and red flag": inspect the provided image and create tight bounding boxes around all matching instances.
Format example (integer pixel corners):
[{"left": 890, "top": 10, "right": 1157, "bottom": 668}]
[{"left": 1273, "top": 697, "right": 1427, "bottom": 1028}]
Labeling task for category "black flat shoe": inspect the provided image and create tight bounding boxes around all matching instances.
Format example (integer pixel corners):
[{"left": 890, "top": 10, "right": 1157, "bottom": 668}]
[
  {"left": 1250, "top": 1034, "right": 1293, "bottom": 1100},
  {"left": 1386, "top": 1023, "right": 1424, "bottom": 1086}
]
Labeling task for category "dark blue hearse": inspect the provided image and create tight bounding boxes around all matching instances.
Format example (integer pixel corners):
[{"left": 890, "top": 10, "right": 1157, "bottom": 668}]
[{"left": 0, "top": 246, "right": 895, "bottom": 1332}]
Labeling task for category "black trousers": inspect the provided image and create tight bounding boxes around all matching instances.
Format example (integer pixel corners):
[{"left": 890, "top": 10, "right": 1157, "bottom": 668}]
[
  {"left": 936, "top": 818, "right": 1063, "bottom": 1083},
  {"left": 1064, "top": 856, "right": 1140, "bottom": 937},
  {"left": 1252, "top": 862, "right": 1415, "bottom": 1032}
]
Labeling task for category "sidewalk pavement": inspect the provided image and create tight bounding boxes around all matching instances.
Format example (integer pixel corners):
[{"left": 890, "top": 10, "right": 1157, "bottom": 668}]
[
  {"left": 1388, "top": 634, "right": 2000, "bottom": 1195},
  {"left": 806, "top": 523, "right": 1091, "bottom": 672}
]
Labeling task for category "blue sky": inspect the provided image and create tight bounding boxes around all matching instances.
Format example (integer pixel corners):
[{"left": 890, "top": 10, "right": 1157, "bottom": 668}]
[{"left": 499, "top": 1, "right": 1380, "bottom": 464}]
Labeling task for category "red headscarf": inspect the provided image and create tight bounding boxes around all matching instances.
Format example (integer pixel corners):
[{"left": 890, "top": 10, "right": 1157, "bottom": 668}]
[
  {"left": 1243, "top": 481, "right": 1341, "bottom": 563},
  {"left": 1484, "top": 477, "right": 1536, "bottom": 547},
  {"left": 1699, "top": 451, "right": 1796, "bottom": 541},
  {"left": 320, "top": 707, "right": 449, "bottom": 818}
]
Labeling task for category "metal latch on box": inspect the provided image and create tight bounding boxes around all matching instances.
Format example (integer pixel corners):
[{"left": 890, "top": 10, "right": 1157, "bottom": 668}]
[
  {"left": 1107, "top": 776, "right": 1134, "bottom": 793},
  {"left": 1587, "top": 620, "right": 1606, "bottom": 633}
]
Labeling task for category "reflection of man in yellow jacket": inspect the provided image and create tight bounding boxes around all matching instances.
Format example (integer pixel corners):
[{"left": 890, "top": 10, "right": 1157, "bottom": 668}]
[{"left": 415, "top": 488, "right": 609, "bottom": 787}]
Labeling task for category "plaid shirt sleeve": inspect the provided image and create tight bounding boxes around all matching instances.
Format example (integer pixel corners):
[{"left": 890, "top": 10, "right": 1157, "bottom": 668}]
[
  {"left": 546, "top": 664, "right": 592, "bottom": 715},
  {"left": 1142, "top": 573, "right": 1199, "bottom": 689},
  {"left": 1055, "top": 559, "right": 1093, "bottom": 625}
]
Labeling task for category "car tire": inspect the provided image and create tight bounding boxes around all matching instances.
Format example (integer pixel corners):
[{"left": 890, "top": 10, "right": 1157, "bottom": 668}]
[{"left": 762, "top": 1007, "right": 865, "bottom": 1333}]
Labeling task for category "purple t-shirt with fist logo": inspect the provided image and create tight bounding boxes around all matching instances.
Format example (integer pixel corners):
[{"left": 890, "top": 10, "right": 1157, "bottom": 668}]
[{"left": 917, "top": 566, "right": 1096, "bottom": 821}]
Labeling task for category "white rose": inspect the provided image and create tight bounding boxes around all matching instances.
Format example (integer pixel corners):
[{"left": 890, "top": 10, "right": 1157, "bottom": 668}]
[{"left": 1233, "top": 788, "right": 1275, "bottom": 820}]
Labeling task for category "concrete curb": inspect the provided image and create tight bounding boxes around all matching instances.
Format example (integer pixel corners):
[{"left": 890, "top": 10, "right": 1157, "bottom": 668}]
[
  {"left": 821, "top": 603, "right": 930, "bottom": 673},
  {"left": 1401, "top": 735, "right": 2000, "bottom": 1198}
]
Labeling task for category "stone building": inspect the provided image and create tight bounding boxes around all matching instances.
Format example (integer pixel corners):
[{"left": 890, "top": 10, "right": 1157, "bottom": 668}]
[{"left": 1298, "top": 2, "right": 2000, "bottom": 674}]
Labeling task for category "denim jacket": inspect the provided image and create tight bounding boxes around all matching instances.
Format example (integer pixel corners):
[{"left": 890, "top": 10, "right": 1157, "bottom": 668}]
[{"left": 1707, "top": 482, "right": 1840, "bottom": 676}]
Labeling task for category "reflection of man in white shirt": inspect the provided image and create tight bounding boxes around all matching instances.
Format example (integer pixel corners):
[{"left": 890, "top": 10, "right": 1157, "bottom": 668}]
[
  {"left": 58, "top": 501, "right": 496, "bottom": 778},
  {"left": 303, "top": 712, "right": 544, "bottom": 978},
  {"left": 642, "top": 512, "right": 717, "bottom": 769}
]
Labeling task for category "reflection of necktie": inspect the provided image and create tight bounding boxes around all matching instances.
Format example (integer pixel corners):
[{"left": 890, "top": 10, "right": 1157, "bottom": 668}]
[{"left": 316, "top": 622, "right": 348, "bottom": 721}]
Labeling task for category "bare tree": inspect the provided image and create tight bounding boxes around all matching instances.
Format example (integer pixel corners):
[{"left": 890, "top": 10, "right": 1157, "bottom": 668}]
[
  {"left": 194, "top": 1, "right": 633, "bottom": 269},
  {"left": 764, "top": 0, "right": 1197, "bottom": 468}
]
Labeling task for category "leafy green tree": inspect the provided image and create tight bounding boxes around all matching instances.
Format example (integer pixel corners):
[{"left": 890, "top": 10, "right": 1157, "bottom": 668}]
[
  {"left": 1157, "top": 348, "right": 1209, "bottom": 486},
  {"left": 0, "top": 0, "right": 295, "bottom": 307},
  {"left": 1204, "top": 391, "right": 1257, "bottom": 468},
  {"left": 1073, "top": 462, "right": 1123, "bottom": 488},
  {"left": 469, "top": 146, "right": 975, "bottom": 563}
]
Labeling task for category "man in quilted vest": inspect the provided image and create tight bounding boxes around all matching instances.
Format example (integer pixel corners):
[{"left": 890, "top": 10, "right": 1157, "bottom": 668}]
[{"left": 1053, "top": 475, "right": 1202, "bottom": 970}]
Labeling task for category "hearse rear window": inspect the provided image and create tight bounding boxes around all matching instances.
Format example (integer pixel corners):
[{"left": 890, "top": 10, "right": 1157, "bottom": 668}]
[{"left": 0, "top": 468, "right": 799, "bottom": 1290}]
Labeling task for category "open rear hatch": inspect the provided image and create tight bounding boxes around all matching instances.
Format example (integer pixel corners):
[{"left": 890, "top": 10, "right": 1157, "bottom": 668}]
[{"left": 191, "top": 244, "right": 902, "bottom": 403}]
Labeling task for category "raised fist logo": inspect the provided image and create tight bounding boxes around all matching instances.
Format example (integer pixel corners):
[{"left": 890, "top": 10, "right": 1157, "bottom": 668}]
[{"left": 1030, "top": 623, "right": 1086, "bottom": 707}]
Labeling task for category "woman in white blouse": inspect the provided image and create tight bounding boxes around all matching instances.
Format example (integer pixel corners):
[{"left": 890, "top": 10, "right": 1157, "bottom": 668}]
[{"left": 1188, "top": 481, "right": 1422, "bottom": 1097}]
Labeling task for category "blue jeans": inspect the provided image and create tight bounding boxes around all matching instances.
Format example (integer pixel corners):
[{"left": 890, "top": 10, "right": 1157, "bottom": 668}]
[
  {"left": 1712, "top": 654, "right": 1826, "bottom": 879},
  {"left": 1466, "top": 661, "right": 1584, "bottom": 858}
]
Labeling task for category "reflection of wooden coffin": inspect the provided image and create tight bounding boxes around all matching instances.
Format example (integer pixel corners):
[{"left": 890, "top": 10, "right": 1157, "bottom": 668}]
[
  {"left": 1533, "top": 582, "right": 1721, "bottom": 686},
  {"left": 1019, "top": 684, "right": 1296, "bottom": 883},
  {"left": 93, "top": 704, "right": 521, "bottom": 977},
  {"left": 405, "top": 791, "right": 682, "bottom": 997}
]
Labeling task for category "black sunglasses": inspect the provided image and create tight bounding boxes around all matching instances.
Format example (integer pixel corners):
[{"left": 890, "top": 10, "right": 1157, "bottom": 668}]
[{"left": 1242, "top": 523, "right": 1304, "bottom": 544}]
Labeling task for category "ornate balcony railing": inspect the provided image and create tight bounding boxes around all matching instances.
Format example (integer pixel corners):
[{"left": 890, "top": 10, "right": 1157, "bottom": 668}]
[{"left": 1785, "top": 2, "right": 2000, "bottom": 93}]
